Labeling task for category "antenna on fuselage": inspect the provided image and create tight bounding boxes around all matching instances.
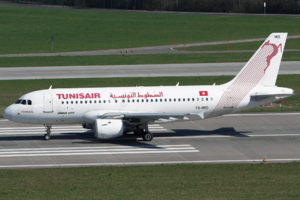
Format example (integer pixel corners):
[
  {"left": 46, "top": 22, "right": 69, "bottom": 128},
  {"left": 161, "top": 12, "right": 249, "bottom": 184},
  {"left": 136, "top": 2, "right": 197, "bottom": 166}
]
[
  {"left": 49, "top": 85, "right": 52, "bottom": 90},
  {"left": 176, "top": 82, "right": 179, "bottom": 86}
]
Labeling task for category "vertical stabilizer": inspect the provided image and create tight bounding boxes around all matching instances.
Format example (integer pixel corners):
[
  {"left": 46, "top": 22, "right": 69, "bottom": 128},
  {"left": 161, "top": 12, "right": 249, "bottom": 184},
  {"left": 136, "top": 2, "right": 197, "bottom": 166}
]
[
  {"left": 209, "top": 33, "right": 287, "bottom": 118},
  {"left": 225, "top": 33, "right": 287, "bottom": 87}
]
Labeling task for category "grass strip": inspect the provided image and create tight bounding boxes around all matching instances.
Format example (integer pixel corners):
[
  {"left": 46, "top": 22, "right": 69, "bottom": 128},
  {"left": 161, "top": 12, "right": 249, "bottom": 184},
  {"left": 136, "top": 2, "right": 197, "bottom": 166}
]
[
  {"left": 1, "top": 163, "right": 300, "bottom": 199},
  {"left": 0, "top": 52, "right": 299, "bottom": 67},
  {"left": 0, "top": 6, "right": 299, "bottom": 54},
  {"left": 0, "top": 75, "right": 299, "bottom": 117},
  {"left": 176, "top": 38, "right": 300, "bottom": 51}
]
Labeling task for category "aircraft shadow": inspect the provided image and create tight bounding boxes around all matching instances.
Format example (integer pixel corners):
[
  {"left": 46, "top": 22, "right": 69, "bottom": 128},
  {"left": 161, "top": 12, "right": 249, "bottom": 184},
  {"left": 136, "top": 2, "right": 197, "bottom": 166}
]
[
  {"left": 0, "top": 128, "right": 249, "bottom": 148},
  {"left": 154, "top": 127, "right": 249, "bottom": 138}
]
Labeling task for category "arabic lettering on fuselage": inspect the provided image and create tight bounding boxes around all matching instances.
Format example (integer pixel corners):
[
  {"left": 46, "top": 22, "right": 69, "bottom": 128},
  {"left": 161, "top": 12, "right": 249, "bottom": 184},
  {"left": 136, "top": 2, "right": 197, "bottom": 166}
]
[{"left": 110, "top": 92, "right": 163, "bottom": 99}]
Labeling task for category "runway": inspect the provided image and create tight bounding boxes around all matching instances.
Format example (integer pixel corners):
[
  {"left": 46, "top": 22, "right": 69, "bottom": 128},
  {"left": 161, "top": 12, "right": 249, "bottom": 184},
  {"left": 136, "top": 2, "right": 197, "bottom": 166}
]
[
  {"left": 1, "top": 112, "right": 300, "bottom": 168},
  {"left": 0, "top": 61, "right": 299, "bottom": 80}
]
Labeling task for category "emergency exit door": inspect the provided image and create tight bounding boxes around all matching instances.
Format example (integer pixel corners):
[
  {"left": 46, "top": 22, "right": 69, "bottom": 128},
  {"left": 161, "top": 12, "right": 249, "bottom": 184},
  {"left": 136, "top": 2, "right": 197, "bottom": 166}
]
[{"left": 44, "top": 94, "right": 53, "bottom": 113}]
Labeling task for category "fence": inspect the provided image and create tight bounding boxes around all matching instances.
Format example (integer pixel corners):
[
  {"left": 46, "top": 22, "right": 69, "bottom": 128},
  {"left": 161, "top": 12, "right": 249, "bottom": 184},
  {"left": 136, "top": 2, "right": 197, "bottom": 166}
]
[{"left": 7, "top": 0, "right": 300, "bottom": 14}]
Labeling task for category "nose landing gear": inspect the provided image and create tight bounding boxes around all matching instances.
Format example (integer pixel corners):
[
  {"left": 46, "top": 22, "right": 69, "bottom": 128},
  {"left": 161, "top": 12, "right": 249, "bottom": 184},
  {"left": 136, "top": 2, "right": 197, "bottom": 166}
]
[{"left": 44, "top": 125, "right": 52, "bottom": 141}]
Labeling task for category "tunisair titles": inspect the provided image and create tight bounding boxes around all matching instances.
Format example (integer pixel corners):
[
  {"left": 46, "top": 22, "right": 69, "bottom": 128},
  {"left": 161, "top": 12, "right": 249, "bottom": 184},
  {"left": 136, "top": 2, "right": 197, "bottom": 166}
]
[{"left": 55, "top": 92, "right": 163, "bottom": 99}]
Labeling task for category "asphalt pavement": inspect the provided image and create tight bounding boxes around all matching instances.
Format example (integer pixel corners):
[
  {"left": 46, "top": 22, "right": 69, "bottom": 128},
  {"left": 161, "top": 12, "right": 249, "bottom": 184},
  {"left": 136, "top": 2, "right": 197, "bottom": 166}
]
[
  {"left": 0, "top": 113, "right": 300, "bottom": 168},
  {"left": 0, "top": 61, "right": 298, "bottom": 80}
]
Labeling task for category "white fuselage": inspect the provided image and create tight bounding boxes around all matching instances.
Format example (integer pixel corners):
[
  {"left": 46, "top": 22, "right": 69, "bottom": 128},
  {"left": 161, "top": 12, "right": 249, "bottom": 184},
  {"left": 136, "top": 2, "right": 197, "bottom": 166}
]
[{"left": 3, "top": 84, "right": 277, "bottom": 125}]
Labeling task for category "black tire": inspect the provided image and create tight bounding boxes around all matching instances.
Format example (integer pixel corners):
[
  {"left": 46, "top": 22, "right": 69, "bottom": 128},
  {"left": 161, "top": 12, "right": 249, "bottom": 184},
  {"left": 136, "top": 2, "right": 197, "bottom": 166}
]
[
  {"left": 142, "top": 132, "right": 153, "bottom": 141},
  {"left": 44, "top": 134, "right": 51, "bottom": 141}
]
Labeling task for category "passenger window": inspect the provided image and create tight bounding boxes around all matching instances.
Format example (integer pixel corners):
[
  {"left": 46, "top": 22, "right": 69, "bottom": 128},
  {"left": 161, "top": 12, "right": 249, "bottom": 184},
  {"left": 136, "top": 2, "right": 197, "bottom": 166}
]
[
  {"left": 183, "top": 98, "right": 185, "bottom": 102},
  {"left": 99, "top": 100, "right": 101, "bottom": 103},
  {"left": 137, "top": 99, "right": 139, "bottom": 103},
  {"left": 71, "top": 101, "right": 73, "bottom": 104},
  {"left": 165, "top": 99, "right": 167, "bottom": 102},
  {"left": 188, "top": 98, "right": 190, "bottom": 101},
  {"left": 94, "top": 100, "right": 97, "bottom": 103},
  {"left": 174, "top": 98, "right": 176, "bottom": 102},
  {"left": 108, "top": 100, "right": 111, "bottom": 103},
  {"left": 122, "top": 100, "right": 125, "bottom": 103},
  {"left": 66, "top": 101, "right": 69, "bottom": 104},
  {"left": 21, "top": 100, "right": 26, "bottom": 105},
  {"left": 115, "top": 100, "right": 118, "bottom": 103},
  {"left": 27, "top": 100, "right": 32, "bottom": 105},
  {"left": 132, "top": 99, "right": 135, "bottom": 103},
  {"left": 85, "top": 101, "right": 87, "bottom": 104},
  {"left": 178, "top": 98, "right": 181, "bottom": 102},
  {"left": 76, "top": 101, "right": 78, "bottom": 104},
  {"left": 146, "top": 99, "right": 149, "bottom": 102},
  {"left": 192, "top": 98, "right": 194, "bottom": 101},
  {"left": 211, "top": 98, "right": 213, "bottom": 101},
  {"left": 141, "top": 99, "right": 144, "bottom": 102},
  {"left": 206, "top": 98, "right": 208, "bottom": 101},
  {"left": 62, "top": 101, "right": 64, "bottom": 104},
  {"left": 169, "top": 98, "right": 171, "bottom": 102},
  {"left": 151, "top": 99, "right": 153, "bottom": 102},
  {"left": 80, "top": 101, "right": 83, "bottom": 104},
  {"left": 160, "top": 99, "right": 162, "bottom": 102},
  {"left": 155, "top": 99, "right": 158, "bottom": 102},
  {"left": 201, "top": 98, "right": 204, "bottom": 101},
  {"left": 103, "top": 100, "right": 106, "bottom": 103},
  {"left": 15, "top": 99, "right": 22, "bottom": 104},
  {"left": 90, "top": 100, "right": 92, "bottom": 104},
  {"left": 128, "top": 99, "right": 130, "bottom": 103},
  {"left": 197, "top": 98, "right": 199, "bottom": 101}
]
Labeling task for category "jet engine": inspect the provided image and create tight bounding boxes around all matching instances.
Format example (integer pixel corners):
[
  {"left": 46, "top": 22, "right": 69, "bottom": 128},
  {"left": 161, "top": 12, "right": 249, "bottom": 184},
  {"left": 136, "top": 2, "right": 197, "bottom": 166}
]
[{"left": 94, "top": 119, "right": 130, "bottom": 139}]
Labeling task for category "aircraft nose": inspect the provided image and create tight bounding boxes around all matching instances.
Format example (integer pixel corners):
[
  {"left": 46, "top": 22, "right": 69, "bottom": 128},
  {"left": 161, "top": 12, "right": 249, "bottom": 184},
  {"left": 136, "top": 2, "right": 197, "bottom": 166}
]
[{"left": 3, "top": 106, "right": 12, "bottom": 120}]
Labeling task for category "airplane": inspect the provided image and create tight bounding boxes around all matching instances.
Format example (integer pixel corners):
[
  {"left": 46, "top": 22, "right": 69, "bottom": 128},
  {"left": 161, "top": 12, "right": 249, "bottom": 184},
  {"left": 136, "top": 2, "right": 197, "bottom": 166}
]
[{"left": 2, "top": 33, "right": 294, "bottom": 141}]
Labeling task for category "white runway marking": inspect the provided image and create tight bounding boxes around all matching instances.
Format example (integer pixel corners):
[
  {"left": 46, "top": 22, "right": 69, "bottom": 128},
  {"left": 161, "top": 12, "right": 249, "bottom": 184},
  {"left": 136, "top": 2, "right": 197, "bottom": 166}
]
[
  {"left": 0, "top": 144, "right": 199, "bottom": 158},
  {"left": 0, "top": 125, "right": 167, "bottom": 135},
  {"left": 225, "top": 113, "right": 300, "bottom": 116},
  {"left": 156, "top": 133, "right": 300, "bottom": 139}
]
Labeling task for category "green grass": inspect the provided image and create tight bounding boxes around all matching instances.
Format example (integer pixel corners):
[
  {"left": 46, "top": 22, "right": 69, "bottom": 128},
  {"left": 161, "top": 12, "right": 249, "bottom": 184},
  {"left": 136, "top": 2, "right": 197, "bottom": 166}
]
[
  {"left": 176, "top": 38, "right": 300, "bottom": 51},
  {"left": 0, "top": 75, "right": 299, "bottom": 116},
  {"left": 0, "top": 51, "right": 299, "bottom": 67},
  {"left": 1, "top": 163, "right": 300, "bottom": 199},
  {"left": 0, "top": 5, "right": 299, "bottom": 54}
]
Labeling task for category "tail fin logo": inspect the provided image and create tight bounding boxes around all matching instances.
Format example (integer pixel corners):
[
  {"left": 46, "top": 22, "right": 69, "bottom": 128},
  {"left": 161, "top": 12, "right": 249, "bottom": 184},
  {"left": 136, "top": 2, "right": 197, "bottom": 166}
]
[{"left": 261, "top": 41, "right": 282, "bottom": 73}]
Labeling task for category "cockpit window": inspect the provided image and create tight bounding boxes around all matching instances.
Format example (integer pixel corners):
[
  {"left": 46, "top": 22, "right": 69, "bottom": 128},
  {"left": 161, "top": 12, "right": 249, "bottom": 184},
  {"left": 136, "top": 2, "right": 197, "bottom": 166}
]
[
  {"left": 21, "top": 100, "right": 26, "bottom": 105},
  {"left": 15, "top": 99, "right": 22, "bottom": 104},
  {"left": 27, "top": 100, "right": 32, "bottom": 105}
]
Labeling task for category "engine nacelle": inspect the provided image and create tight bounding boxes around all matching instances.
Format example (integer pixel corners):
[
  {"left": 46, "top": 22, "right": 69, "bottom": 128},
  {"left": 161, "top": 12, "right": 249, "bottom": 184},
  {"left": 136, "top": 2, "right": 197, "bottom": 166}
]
[{"left": 94, "top": 119, "right": 124, "bottom": 139}]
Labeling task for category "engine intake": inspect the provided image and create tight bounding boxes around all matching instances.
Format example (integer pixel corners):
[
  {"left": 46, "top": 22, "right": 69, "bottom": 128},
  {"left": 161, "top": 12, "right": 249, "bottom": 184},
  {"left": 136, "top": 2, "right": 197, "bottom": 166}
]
[{"left": 94, "top": 119, "right": 124, "bottom": 139}]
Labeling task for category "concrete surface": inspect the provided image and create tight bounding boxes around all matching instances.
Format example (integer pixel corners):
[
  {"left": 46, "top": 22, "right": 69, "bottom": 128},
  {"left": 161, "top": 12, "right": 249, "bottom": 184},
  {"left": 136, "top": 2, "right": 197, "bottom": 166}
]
[
  {"left": 0, "top": 61, "right": 298, "bottom": 80},
  {"left": 0, "top": 112, "right": 300, "bottom": 168}
]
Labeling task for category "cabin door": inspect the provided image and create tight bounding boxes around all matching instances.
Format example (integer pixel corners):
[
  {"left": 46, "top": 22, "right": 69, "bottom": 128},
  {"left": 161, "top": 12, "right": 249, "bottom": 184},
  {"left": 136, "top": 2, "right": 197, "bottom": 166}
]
[{"left": 44, "top": 94, "right": 53, "bottom": 113}]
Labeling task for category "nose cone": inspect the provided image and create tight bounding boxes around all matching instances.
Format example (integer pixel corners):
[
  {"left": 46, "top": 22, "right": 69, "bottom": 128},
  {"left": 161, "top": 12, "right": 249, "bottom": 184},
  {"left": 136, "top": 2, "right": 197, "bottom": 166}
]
[{"left": 3, "top": 106, "right": 12, "bottom": 120}]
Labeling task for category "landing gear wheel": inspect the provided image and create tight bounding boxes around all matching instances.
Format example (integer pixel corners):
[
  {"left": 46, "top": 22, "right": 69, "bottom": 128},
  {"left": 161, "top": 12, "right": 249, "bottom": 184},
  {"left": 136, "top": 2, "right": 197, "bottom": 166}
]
[
  {"left": 44, "top": 134, "right": 51, "bottom": 141},
  {"left": 142, "top": 132, "right": 153, "bottom": 141}
]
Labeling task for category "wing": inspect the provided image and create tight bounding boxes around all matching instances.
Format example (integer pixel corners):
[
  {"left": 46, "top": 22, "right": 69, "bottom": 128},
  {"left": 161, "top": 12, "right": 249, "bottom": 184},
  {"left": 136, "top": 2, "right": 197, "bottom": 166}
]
[{"left": 82, "top": 110, "right": 196, "bottom": 124}]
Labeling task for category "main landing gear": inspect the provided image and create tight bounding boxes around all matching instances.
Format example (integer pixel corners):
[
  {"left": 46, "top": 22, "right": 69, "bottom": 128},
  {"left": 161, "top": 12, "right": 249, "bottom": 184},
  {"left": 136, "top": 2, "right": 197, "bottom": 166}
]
[
  {"left": 44, "top": 125, "right": 52, "bottom": 141},
  {"left": 134, "top": 127, "right": 153, "bottom": 141}
]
